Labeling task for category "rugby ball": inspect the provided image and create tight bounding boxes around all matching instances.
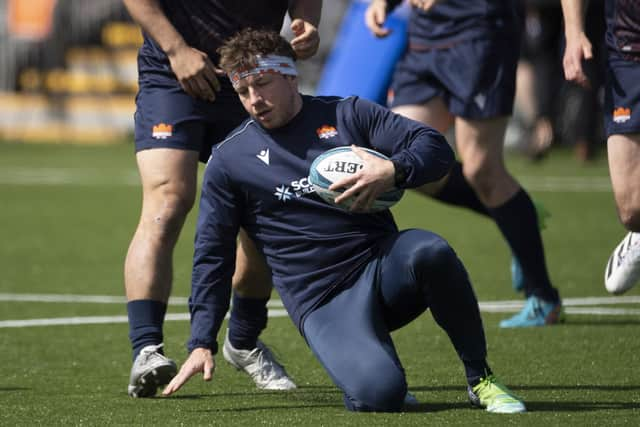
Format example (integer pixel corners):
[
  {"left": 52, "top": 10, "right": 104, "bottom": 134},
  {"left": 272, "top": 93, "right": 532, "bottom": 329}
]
[{"left": 308, "top": 146, "right": 404, "bottom": 212}]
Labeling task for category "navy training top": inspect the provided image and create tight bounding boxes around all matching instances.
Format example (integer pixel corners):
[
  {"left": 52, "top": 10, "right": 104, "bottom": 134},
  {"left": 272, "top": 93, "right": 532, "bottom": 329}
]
[
  {"left": 605, "top": 0, "right": 640, "bottom": 61},
  {"left": 188, "top": 95, "right": 454, "bottom": 354},
  {"left": 387, "top": 0, "right": 523, "bottom": 47},
  {"left": 138, "top": 0, "right": 289, "bottom": 72}
]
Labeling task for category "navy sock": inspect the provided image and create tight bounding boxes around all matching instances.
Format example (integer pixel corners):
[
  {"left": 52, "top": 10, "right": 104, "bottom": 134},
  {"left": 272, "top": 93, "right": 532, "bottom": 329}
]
[
  {"left": 464, "top": 361, "right": 493, "bottom": 388},
  {"left": 424, "top": 251, "right": 489, "bottom": 381},
  {"left": 227, "top": 294, "right": 269, "bottom": 350},
  {"left": 488, "top": 190, "right": 559, "bottom": 302},
  {"left": 127, "top": 299, "right": 167, "bottom": 360},
  {"left": 433, "top": 162, "right": 490, "bottom": 217}
]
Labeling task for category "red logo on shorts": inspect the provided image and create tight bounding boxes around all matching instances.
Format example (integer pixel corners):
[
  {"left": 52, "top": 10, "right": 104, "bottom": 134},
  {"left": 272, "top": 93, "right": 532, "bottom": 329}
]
[
  {"left": 613, "top": 107, "right": 631, "bottom": 124},
  {"left": 152, "top": 123, "right": 173, "bottom": 139}
]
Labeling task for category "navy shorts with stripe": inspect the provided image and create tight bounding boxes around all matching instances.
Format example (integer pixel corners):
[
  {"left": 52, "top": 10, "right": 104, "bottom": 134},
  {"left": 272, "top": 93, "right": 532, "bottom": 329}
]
[
  {"left": 302, "top": 229, "right": 487, "bottom": 412},
  {"left": 134, "top": 68, "right": 247, "bottom": 163},
  {"left": 389, "top": 36, "right": 521, "bottom": 120},
  {"left": 604, "top": 51, "right": 640, "bottom": 137}
]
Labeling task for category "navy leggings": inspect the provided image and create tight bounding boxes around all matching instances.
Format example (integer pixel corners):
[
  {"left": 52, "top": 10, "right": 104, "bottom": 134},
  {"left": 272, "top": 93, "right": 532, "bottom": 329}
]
[{"left": 302, "top": 229, "right": 487, "bottom": 412}]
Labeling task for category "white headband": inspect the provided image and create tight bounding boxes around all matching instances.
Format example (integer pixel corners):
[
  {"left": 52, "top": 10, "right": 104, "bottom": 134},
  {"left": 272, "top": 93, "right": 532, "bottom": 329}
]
[{"left": 229, "top": 54, "right": 297, "bottom": 87}]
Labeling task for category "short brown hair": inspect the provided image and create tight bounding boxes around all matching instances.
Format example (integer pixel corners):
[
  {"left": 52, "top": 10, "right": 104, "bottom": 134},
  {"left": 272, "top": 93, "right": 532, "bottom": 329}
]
[{"left": 217, "top": 28, "right": 296, "bottom": 74}]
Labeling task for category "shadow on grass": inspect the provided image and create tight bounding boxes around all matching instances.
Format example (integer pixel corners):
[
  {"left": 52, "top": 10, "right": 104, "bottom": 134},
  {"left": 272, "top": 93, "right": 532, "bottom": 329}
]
[
  {"left": 196, "top": 403, "right": 344, "bottom": 413},
  {"left": 525, "top": 401, "right": 640, "bottom": 412},
  {"left": 162, "top": 385, "right": 340, "bottom": 401},
  {"left": 563, "top": 319, "right": 640, "bottom": 326},
  {"left": 0, "top": 387, "right": 30, "bottom": 392},
  {"left": 410, "top": 384, "right": 640, "bottom": 393},
  {"left": 161, "top": 384, "right": 640, "bottom": 413},
  {"left": 514, "top": 384, "right": 640, "bottom": 392}
]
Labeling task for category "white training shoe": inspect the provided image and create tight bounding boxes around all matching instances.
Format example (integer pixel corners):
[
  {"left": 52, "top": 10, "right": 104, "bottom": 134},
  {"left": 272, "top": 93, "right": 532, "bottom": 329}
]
[
  {"left": 127, "top": 343, "right": 177, "bottom": 398},
  {"left": 605, "top": 232, "right": 640, "bottom": 295},
  {"left": 222, "top": 331, "right": 296, "bottom": 390}
]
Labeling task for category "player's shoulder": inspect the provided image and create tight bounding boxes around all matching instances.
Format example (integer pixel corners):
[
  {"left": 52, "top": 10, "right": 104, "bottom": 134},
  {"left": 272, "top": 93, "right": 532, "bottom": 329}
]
[
  {"left": 214, "top": 119, "right": 261, "bottom": 153},
  {"left": 305, "top": 94, "right": 371, "bottom": 119}
]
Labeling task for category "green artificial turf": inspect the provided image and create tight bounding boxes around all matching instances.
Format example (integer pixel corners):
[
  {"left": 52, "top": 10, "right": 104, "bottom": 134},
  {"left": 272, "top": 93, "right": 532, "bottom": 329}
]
[{"left": 0, "top": 142, "right": 638, "bottom": 425}]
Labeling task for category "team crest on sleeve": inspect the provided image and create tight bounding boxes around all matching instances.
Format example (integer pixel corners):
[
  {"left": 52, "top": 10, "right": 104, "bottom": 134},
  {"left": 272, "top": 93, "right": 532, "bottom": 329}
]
[
  {"left": 152, "top": 123, "right": 173, "bottom": 139},
  {"left": 613, "top": 107, "right": 631, "bottom": 124},
  {"left": 316, "top": 125, "right": 338, "bottom": 140}
]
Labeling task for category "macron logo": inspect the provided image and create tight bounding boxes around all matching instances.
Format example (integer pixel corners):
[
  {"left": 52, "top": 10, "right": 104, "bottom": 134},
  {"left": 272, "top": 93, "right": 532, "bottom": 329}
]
[{"left": 257, "top": 148, "right": 270, "bottom": 165}]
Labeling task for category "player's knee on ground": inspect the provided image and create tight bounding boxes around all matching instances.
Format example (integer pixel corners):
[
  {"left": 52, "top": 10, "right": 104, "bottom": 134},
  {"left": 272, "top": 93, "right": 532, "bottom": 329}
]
[{"left": 342, "top": 371, "right": 407, "bottom": 412}]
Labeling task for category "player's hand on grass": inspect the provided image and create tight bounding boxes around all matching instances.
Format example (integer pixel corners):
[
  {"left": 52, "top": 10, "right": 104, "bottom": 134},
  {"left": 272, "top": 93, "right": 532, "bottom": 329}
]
[
  {"left": 330, "top": 145, "right": 395, "bottom": 212},
  {"left": 365, "top": 0, "right": 391, "bottom": 38},
  {"left": 162, "top": 347, "right": 215, "bottom": 396},
  {"left": 290, "top": 19, "right": 320, "bottom": 59},
  {"left": 167, "top": 43, "right": 222, "bottom": 102},
  {"left": 562, "top": 31, "right": 592, "bottom": 89}
]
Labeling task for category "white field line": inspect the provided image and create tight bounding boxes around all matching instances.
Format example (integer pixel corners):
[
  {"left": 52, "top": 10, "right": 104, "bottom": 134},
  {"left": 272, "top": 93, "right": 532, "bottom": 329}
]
[
  {"left": 0, "top": 168, "right": 610, "bottom": 192},
  {"left": 2, "top": 293, "right": 639, "bottom": 307},
  {"left": 0, "top": 168, "right": 140, "bottom": 186},
  {"left": 0, "top": 293, "right": 284, "bottom": 307},
  {"left": 0, "top": 294, "right": 638, "bottom": 328},
  {"left": 518, "top": 176, "right": 611, "bottom": 193},
  {"left": 0, "top": 310, "right": 290, "bottom": 328}
]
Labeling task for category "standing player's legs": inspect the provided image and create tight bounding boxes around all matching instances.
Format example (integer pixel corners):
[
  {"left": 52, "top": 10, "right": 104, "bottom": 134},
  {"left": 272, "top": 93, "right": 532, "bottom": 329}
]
[
  {"left": 441, "top": 35, "right": 563, "bottom": 327},
  {"left": 603, "top": 133, "right": 640, "bottom": 294},
  {"left": 454, "top": 116, "right": 562, "bottom": 324},
  {"left": 600, "top": 52, "right": 640, "bottom": 295},
  {"left": 125, "top": 70, "right": 212, "bottom": 397},
  {"left": 608, "top": 134, "right": 640, "bottom": 231},
  {"left": 390, "top": 40, "right": 562, "bottom": 323},
  {"left": 126, "top": 147, "right": 198, "bottom": 397}
]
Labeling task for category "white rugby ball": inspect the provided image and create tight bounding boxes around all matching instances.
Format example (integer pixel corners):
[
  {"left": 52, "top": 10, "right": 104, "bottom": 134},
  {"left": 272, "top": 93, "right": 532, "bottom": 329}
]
[{"left": 308, "top": 146, "right": 404, "bottom": 212}]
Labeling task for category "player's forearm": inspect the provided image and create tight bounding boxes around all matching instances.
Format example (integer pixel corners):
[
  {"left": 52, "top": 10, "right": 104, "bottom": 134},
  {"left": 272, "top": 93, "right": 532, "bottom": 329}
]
[
  {"left": 288, "top": 0, "right": 323, "bottom": 27},
  {"left": 189, "top": 255, "right": 233, "bottom": 354},
  {"left": 122, "top": 0, "right": 188, "bottom": 56},
  {"left": 390, "top": 128, "right": 454, "bottom": 188},
  {"left": 560, "top": 0, "right": 587, "bottom": 38},
  {"left": 188, "top": 297, "right": 230, "bottom": 354}
]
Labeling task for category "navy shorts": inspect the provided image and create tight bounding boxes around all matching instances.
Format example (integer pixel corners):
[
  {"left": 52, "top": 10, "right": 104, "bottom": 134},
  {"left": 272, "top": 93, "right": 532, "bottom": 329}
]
[
  {"left": 302, "top": 229, "right": 486, "bottom": 412},
  {"left": 389, "top": 37, "right": 521, "bottom": 119},
  {"left": 134, "top": 69, "right": 247, "bottom": 163},
  {"left": 604, "top": 51, "right": 640, "bottom": 137}
]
